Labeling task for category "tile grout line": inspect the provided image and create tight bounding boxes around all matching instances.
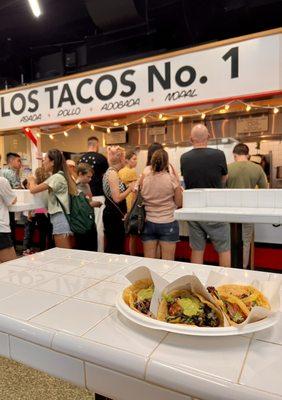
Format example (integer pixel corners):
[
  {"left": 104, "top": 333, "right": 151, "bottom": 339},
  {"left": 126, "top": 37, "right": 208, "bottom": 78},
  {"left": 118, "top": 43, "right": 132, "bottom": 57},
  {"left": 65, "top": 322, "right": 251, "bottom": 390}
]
[
  {"left": 143, "top": 332, "right": 169, "bottom": 380},
  {"left": 237, "top": 333, "right": 254, "bottom": 384}
]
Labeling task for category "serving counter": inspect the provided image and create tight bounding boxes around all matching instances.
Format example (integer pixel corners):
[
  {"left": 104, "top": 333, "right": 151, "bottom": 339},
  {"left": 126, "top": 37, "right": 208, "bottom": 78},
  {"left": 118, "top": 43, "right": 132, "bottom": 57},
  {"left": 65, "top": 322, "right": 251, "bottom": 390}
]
[{"left": 0, "top": 248, "right": 281, "bottom": 399}]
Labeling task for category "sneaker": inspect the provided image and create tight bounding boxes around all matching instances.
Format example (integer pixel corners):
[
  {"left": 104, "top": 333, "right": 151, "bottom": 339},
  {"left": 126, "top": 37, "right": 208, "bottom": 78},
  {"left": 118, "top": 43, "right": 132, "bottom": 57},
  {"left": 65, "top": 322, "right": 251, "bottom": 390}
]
[{"left": 22, "top": 249, "right": 35, "bottom": 256}]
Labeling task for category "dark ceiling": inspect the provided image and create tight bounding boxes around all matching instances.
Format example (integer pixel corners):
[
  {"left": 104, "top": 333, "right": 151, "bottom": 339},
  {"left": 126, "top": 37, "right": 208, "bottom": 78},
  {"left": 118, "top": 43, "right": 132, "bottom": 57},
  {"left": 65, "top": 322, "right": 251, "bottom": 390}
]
[{"left": 0, "top": 0, "right": 281, "bottom": 89}]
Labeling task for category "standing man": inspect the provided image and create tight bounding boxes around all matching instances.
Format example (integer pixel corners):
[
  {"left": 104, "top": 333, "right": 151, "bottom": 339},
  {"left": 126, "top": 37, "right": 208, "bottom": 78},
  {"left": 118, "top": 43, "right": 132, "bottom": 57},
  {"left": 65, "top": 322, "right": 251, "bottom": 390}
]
[
  {"left": 1, "top": 153, "right": 22, "bottom": 189},
  {"left": 0, "top": 177, "right": 17, "bottom": 263},
  {"left": 79, "top": 136, "right": 108, "bottom": 252},
  {"left": 79, "top": 136, "right": 108, "bottom": 196},
  {"left": 1, "top": 153, "right": 22, "bottom": 244},
  {"left": 227, "top": 143, "right": 268, "bottom": 268},
  {"left": 180, "top": 124, "right": 230, "bottom": 267}
]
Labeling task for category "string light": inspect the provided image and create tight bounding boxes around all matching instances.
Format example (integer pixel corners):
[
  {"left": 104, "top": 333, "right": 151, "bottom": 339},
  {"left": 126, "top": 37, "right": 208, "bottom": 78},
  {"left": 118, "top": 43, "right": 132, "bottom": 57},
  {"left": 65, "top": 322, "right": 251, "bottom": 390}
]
[{"left": 34, "top": 100, "right": 282, "bottom": 139}]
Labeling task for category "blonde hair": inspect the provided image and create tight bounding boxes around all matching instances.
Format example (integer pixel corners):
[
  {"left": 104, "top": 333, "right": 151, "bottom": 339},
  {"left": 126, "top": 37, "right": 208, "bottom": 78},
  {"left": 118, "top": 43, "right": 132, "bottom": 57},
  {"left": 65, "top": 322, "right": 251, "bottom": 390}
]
[{"left": 107, "top": 146, "right": 125, "bottom": 166}]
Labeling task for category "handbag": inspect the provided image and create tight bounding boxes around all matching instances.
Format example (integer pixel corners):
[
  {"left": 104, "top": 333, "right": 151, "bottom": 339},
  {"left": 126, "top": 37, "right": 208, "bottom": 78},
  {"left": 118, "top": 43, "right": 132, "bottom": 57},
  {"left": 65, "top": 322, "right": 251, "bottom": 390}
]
[{"left": 124, "top": 187, "right": 146, "bottom": 235}]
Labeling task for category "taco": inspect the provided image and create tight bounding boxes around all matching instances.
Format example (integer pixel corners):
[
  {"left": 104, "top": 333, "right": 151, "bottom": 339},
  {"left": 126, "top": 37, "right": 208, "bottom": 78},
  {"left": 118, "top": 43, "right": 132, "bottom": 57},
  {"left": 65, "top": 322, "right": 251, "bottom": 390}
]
[
  {"left": 123, "top": 278, "right": 154, "bottom": 315},
  {"left": 207, "top": 284, "right": 270, "bottom": 325},
  {"left": 157, "top": 289, "right": 224, "bottom": 327}
]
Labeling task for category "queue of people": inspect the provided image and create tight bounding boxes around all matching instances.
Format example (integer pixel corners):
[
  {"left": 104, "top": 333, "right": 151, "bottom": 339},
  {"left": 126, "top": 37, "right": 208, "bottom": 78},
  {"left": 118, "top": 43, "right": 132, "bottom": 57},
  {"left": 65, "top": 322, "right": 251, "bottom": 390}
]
[{"left": 0, "top": 125, "right": 268, "bottom": 268}]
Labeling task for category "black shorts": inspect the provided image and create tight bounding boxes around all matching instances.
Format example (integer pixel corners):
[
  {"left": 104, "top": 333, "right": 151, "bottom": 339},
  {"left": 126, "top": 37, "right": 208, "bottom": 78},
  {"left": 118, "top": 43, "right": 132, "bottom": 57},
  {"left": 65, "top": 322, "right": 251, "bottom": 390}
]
[{"left": 0, "top": 233, "right": 14, "bottom": 250}]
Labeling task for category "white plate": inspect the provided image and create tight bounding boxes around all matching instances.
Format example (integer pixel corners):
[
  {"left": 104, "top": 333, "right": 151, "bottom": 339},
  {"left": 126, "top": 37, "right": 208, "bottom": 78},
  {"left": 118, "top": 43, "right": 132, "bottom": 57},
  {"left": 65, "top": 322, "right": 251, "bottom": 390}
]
[{"left": 116, "top": 293, "right": 280, "bottom": 336}]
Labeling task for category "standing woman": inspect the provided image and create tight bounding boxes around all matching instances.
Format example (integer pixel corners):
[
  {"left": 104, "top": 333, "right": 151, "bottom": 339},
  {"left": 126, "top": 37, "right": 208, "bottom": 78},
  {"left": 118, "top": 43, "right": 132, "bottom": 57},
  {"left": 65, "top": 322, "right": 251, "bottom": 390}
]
[
  {"left": 103, "top": 146, "right": 135, "bottom": 254},
  {"left": 119, "top": 150, "right": 138, "bottom": 255},
  {"left": 141, "top": 149, "right": 182, "bottom": 260},
  {"left": 28, "top": 149, "right": 77, "bottom": 249}
]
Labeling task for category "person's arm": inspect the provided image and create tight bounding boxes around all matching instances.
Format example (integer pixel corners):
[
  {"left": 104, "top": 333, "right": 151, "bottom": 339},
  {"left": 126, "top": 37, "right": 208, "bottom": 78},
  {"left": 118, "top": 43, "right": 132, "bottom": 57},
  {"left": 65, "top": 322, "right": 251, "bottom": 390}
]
[
  {"left": 222, "top": 174, "right": 228, "bottom": 185},
  {"left": 220, "top": 151, "right": 228, "bottom": 187},
  {"left": 108, "top": 170, "right": 134, "bottom": 203},
  {"left": 28, "top": 176, "right": 49, "bottom": 194},
  {"left": 174, "top": 186, "right": 183, "bottom": 208},
  {"left": 2, "top": 178, "right": 17, "bottom": 206},
  {"left": 257, "top": 169, "right": 268, "bottom": 189}
]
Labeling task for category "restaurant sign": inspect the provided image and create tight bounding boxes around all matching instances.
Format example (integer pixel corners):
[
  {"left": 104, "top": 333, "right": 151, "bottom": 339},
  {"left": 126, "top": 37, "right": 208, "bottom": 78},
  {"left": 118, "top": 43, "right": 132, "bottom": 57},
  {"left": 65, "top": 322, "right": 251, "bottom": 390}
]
[{"left": 0, "top": 33, "right": 281, "bottom": 130}]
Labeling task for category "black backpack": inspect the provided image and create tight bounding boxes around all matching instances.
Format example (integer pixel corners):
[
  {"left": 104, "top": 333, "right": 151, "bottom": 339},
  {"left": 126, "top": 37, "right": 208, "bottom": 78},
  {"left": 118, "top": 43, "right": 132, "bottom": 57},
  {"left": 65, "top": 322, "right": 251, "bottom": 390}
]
[{"left": 124, "top": 188, "right": 146, "bottom": 235}]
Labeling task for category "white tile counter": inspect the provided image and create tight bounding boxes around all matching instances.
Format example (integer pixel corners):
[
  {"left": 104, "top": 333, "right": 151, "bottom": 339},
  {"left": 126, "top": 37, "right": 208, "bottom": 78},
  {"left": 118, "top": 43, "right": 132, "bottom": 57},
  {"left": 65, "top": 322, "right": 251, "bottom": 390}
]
[
  {"left": 9, "top": 189, "right": 47, "bottom": 212},
  {"left": 0, "top": 248, "right": 281, "bottom": 400},
  {"left": 176, "top": 188, "right": 282, "bottom": 224}
]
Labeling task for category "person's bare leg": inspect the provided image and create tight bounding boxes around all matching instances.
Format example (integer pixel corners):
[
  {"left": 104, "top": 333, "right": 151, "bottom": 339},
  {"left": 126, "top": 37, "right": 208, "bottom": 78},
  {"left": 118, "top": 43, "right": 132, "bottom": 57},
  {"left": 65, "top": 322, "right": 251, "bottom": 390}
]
[
  {"left": 0, "top": 247, "right": 17, "bottom": 263},
  {"left": 191, "top": 249, "right": 204, "bottom": 264},
  {"left": 219, "top": 250, "right": 231, "bottom": 268},
  {"left": 54, "top": 234, "right": 72, "bottom": 249},
  {"left": 160, "top": 242, "right": 176, "bottom": 261},
  {"left": 129, "top": 235, "right": 138, "bottom": 256},
  {"left": 143, "top": 241, "right": 158, "bottom": 258}
]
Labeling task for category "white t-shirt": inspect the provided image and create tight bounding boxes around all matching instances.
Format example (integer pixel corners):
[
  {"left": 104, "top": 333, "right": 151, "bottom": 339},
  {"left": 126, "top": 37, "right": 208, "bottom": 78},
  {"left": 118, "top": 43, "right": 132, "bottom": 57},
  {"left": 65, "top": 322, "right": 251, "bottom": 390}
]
[{"left": 0, "top": 177, "right": 17, "bottom": 233}]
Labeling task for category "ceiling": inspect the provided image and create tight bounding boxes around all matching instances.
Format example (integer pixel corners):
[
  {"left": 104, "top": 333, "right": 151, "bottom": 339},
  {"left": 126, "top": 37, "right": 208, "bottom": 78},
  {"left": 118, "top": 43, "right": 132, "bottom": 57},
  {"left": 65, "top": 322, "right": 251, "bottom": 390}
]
[{"left": 0, "top": 0, "right": 281, "bottom": 89}]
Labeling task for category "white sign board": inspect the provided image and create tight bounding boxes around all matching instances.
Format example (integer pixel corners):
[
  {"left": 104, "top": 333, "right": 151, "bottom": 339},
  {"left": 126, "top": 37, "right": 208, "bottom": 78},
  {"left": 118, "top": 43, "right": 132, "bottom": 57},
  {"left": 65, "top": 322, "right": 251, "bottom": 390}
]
[{"left": 0, "top": 33, "right": 281, "bottom": 130}]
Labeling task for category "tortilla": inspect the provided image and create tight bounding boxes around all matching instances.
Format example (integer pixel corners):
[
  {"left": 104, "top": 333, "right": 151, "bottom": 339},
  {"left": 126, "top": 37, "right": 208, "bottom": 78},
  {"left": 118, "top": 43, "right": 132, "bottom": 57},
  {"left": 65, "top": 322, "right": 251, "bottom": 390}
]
[
  {"left": 122, "top": 278, "right": 154, "bottom": 315},
  {"left": 207, "top": 284, "right": 270, "bottom": 325},
  {"left": 157, "top": 288, "right": 224, "bottom": 327}
]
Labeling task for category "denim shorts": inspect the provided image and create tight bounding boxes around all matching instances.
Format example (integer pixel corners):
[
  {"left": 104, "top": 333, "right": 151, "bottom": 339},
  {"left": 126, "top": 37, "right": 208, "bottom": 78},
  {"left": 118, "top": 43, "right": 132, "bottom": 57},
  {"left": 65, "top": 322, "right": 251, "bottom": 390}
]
[
  {"left": 188, "top": 221, "right": 230, "bottom": 253},
  {"left": 50, "top": 212, "right": 72, "bottom": 236},
  {"left": 142, "top": 220, "right": 179, "bottom": 243},
  {"left": 0, "top": 233, "right": 14, "bottom": 250}
]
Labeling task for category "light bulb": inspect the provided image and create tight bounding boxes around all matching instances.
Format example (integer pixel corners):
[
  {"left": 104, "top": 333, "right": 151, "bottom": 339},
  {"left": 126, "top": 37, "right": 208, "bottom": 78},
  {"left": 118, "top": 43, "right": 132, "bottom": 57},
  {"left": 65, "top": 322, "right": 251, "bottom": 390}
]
[
  {"left": 77, "top": 123, "right": 82, "bottom": 129},
  {"left": 159, "top": 113, "right": 163, "bottom": 120},
  {"left": 273, "top": 107, "right": 279, "bottom": 114},
  {"left": 90, "top": 124, "right": 94, "bottom": 130},
  {"left": 178, "top": 116, "right": 183, "bottom": 122},
  {"left": 224, "top": 104, "right": 230, "bottom": 110},
  {"left": 49, "top": 134, "right": 54, "bottom": 140},
  {"left": 201, "top": 113, "right": 206, "bottom": 120},
  {"left": 124, "top": 125, "right": 128, "bottom": 131},
  {"left": 107, "top": 127, "right": 111, "bottom": 133},
  {"left": 142, "top": 117, "right": 147, "bottom": 124},
  {"left": 113, "top": 121, "right": 119, "bottom": 127},
  {"left": 36, "top": 133, "right": 41, "bottom": 138},
  {"left": 64, "top": 131, "right": 68, "bottom": 137},
  {"left": 246, "top": 105, "right": 251, "bottom": 112}
]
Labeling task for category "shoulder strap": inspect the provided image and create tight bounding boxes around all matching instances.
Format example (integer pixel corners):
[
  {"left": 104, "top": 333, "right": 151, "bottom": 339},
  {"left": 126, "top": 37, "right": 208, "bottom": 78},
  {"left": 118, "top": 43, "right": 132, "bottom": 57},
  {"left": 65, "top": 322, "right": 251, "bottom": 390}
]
[
  {"left": 53, "top": 193, "right": 71, "bottom": 224},
  {"left": 104, "top": 192, "right": 126, "bottom": 218}
]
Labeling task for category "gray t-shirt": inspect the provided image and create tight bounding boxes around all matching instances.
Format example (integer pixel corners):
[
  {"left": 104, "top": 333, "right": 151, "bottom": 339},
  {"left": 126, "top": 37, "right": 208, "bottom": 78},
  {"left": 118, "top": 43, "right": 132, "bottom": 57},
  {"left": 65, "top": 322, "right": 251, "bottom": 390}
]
[
  {"left": 45, "top": 172, "right": 70, "bottom": 214},
  {"left": 0, "top": 177, "right": 17, "bottom": 232}
]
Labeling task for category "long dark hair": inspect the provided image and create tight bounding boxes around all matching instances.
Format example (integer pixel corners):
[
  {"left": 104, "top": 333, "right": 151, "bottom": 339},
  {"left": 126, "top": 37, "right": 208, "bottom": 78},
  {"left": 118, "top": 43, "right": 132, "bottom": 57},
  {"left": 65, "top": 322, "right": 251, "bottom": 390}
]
[
  {"left": 47, "top": 149, "right": 77, "bottom": 195},
  {"left": 151, "top": 149, "right": 169, "bottom": 173},
  {"left": 146, "top": 142, "right": 163, "bottom": 166}
]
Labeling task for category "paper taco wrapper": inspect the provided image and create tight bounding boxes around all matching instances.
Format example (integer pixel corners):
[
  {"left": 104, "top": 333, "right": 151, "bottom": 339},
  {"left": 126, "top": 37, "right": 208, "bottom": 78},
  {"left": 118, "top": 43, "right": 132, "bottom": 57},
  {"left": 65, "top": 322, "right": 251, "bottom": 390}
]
[
  {"left": 150, "top": 273, "right": 230, "bottom": 326},
  {"left": 126, "top": 266, "right": 169, "bottom": 317},
  {"left": 206, "top": 271, "right": 281, "bottom": 327}
]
